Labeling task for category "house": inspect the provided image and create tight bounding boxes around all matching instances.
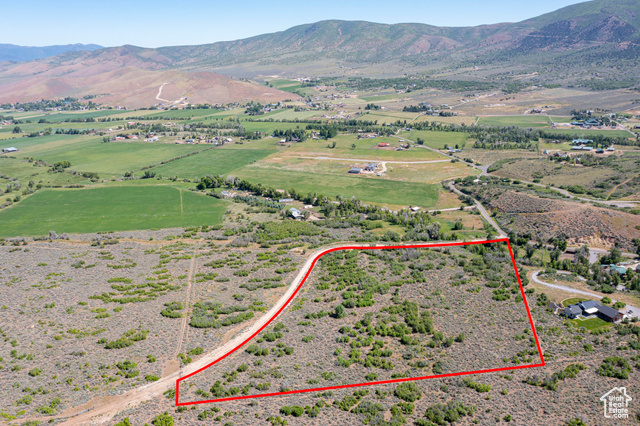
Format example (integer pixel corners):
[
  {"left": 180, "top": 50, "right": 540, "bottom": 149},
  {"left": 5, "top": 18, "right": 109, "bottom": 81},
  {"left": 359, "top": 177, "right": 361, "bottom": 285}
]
[
  {"left": 578, "top": 300, "right": 601, "bottom": 316},
  {"left": 608, "top": 265, "right": 627, "bottom": 275},
  {"left": 378, "top": 143, "right": 390, "bottom": 147},
  {"left": 364, "top": 163, "right": 377, "bottom": 172},
  {"left": 570, "top": 141, "right": 594, "bottom": 150},
  {"left": 278, "top": 198, "right": 293, "bottom": 203},
  {"left": 349, "top": 167, "right": 363, "bottom": 174},
  {"left": 410, "top": 206, "right": 420, "bottom": 212},
  {"left": 564, "top": 305, "right": 582, "bottom": 319},
  {"left": 1, "top": 147, "right": 18, "bottom": 153},
  {"left": 289, "top": 208, "right": 303, "bottom": 220},
  {"left": 607, "top": 146, "right": 615, "bottom": 151},
  {"left": 597, "top": 305, "right": 624, "bottom": 323},
  {"left": 596, "top": 149, "right": 605, "bottom": 154}
]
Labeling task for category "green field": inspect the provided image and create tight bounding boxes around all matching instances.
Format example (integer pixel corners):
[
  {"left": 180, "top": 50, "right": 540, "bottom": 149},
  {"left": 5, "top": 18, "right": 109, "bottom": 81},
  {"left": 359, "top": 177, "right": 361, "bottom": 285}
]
[
  {"left": 14, "top": 138, "right": 205, "bottom": 175},
  {"left": 283, "top": 134, "right": 444, "bottom": 161},
  {"left": 562, "top": 297, "right": 589, "bottom": 307},
  {"left": 567, "top": 317, "right": 613, "bottom": 332},
  {"left": 137, "top": 108, "right": 222, "bottom": 120},
  {"left": 0, "top": 186, "right": 226, "bottom": 237},
  {"left": 403, "top": 130, "right": 469, "bottom": 150},
  {"left": 232, "top": 166, "right": 441, "bottom": 208},
  {"left": 542, "top": 129, "right": 634, "bottom": 139},
  {"left": 149, "top": 148, "right": 276, "bottom": 178},
  {"left": 477, "top": 115, "right": 552, "bottom": 127},
  {"left": 256, "top": 109, "right": 322, "bottom": 121},
  {"left": 25, "top": 110, "right": 127, "bottom": 123}
]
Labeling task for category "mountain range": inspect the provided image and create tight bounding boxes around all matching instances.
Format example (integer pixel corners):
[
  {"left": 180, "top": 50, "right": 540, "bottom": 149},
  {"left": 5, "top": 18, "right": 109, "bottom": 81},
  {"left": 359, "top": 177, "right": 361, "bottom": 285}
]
[
  {"left": 1, "top": 0, "right": 639, "bottom": 107},
  {"left": 0, "top": 43, "right": 102, "bottom": 62}
]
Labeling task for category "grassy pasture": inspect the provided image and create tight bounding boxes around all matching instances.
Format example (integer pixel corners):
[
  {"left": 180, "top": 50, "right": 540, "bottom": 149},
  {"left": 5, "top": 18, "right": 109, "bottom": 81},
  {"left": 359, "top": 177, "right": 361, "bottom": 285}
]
[
  {"left": 0, "top": 186, "right": 226, "bottom": 237},
  {"left": 567, "top": 317, "right": 613, "bottom": 332},
  {"left": 149, "top": 148, "right": 275, "bottom": 178},
  {"left": 542, "top": 129, "right": 634, "bottom": 139},
  {"left": 256, "top": 156, "right": 475, "bottom": 184},
  {"left": 137, "top": 108, "right": 222, "bottom": 120},
  {"left": 255, "top": 109, "right": 322, "bottom": 121},
  {"left": 25, "top": 110, "right": 127, "bottom": 123},
  {"left": 477, "top": 115, "right": 552, "bottom": 127},
  {"left": 562, "top": 297, "right": 589, "bottom": 307},
  {"left": 16, "top": 138, "right": 204, "bottom": 175},
  {"left": 240, "top": 120, "right": 310, "bottom": 134},
  {"left": 549, "top": 116, "right": 573, "bottom": 123},
  {"left": 232, "top": 166, "right": 441, "bottom": 209},
  {"left": 0, "top": 156, "right": 88, "bottom": 205},
  {"left": 282, "top": 134, "right": 444, "bottom": 161},
  {"left": 360, "top": 111, "right": 422, "bottom": 123},
  {"left": 402, "top": 130, "right": 469, "bottom": 150},
  {"left": 384, "top": 161, "right": 478, "bottom": 184}
]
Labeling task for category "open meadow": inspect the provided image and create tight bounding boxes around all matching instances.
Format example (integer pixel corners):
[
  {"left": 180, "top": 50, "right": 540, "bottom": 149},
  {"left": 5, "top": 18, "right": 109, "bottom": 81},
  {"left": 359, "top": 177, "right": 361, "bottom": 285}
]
[{"left": 0, "top": 186, "right": 227, "bottom": 237}]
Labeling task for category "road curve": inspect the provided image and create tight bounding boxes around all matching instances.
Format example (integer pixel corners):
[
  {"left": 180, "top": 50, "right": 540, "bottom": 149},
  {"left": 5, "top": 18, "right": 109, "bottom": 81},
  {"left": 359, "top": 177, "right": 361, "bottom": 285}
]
[
  {"left": 393, "top": 134, "right": 638, "bottom": 208},
  {"left": 531, "top": 270, "right": 640, "bottom": 318},
  {"left": 51, "top": 240, "right": 496, "bottom": 424},
  {"left": 447, "top": 181, "right": 507, "bottom": 238}
]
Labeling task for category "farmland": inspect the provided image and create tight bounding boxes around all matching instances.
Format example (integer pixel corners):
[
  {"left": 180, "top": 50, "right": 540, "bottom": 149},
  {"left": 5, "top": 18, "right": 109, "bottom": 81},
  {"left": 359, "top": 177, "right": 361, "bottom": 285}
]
[
  {"left": 0, "top": 81, "right": 640, "bottom": 426},
  {"left": 148, "top": 148, "right": 276, "bottom": 178},
  {"left": 231, "top": 166, "right": 443, "bottom": 209},
  {"left": 14, "top": 138, "right": 205, "bottom": 175},
  {"left": 0, "top": 186, "right": 226, "bottom": 237}
]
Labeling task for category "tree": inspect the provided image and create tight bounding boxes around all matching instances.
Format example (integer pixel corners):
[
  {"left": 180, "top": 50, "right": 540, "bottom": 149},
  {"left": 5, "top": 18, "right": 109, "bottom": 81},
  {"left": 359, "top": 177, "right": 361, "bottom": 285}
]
[
  {"left": 632, "top": 238, "right": 640, "bottom": 257},
  {"left": 525, "top": 244, "right": 536, "bottom": 259},
  {"left": 558, "top": 239, "right": 568, "bottom": 252},
  {"left": 601, "top": 246, "right": 622, "bottom": 265},
  {"left": 351, "top": 143, "right": 356, "bottom": 150},
  {"left": 334, "top": 304, "right": 346, "bottom": 319},
  {"left": 151, "top": 412, "right": 174, "bottom": 426},
  {"left": 12, "top": 126, "right": 21, "bottom": 133}
]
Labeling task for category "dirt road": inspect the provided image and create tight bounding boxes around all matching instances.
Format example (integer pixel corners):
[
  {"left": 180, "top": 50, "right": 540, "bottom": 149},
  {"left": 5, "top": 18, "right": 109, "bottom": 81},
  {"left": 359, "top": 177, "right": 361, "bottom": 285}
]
[{"left": 46, "top": 240, "right": 495, "bottom": 424}]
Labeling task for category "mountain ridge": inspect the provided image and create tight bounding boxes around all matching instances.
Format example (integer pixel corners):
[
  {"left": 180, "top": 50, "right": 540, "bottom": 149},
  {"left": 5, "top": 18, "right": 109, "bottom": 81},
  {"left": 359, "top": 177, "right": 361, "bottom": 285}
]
[
  {"left": 0, "top": 43, "right": 103, "bottom": 62},
  {"left": 1, "top": 0, "right": 639, "bottom": 106}
]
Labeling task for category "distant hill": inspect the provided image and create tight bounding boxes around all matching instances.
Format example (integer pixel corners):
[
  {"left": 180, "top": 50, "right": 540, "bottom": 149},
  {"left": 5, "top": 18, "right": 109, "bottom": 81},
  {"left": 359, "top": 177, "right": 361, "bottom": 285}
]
[
  {"left": 1, "top": 0, "right": 639, "bottom": 106},
  {"left": 0, "top": 43, "right": 103, "bottom": 62}
]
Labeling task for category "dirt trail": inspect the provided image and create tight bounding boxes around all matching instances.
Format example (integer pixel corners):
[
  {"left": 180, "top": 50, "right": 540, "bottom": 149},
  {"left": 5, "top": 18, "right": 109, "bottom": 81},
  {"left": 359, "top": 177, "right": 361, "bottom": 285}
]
[
  {"left": 155, "top": 82, "right": 170, "bottom": 102},
  {"left": 606, "top": 176, "right": 633, "bottom": 200},
  {"left": 174, "top": 251, "right": 197, "bottom": 358},
  {"left": 155, "top": 82, "right": 187, "bottom": 105},
  {"left": 44, "top": 240, "right": 495, "bottom": 424}
]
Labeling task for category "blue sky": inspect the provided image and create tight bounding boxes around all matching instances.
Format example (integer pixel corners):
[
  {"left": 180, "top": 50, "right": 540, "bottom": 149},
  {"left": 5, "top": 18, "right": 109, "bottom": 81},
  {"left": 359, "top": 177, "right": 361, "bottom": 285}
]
[{"left": 7, "top": 0, "right": 587, "bottom": 48}]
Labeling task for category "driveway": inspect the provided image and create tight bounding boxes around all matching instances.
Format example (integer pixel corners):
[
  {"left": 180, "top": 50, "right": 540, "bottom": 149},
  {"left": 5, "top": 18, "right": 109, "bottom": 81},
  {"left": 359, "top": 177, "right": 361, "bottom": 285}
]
[{"left": 532, "top": 270, "right": 640, "bottom": 318}]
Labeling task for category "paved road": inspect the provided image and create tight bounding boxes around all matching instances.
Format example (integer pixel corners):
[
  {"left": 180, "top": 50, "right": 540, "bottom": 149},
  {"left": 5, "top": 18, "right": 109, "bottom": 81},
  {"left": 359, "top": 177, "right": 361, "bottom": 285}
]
[
  {"left": 394, "top": 134, "right": 638, "bottom": 208},
  {"left": 532, "top": 271, "right": 640, "bottom": 318},
  {"left": 447, "top": 181, "right": 507, "bottom": 238}
]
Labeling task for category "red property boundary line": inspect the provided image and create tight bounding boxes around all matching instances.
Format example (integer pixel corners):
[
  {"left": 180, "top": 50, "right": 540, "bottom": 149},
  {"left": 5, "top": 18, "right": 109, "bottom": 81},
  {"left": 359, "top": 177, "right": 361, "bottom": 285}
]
[{"left": 176, "top": 238, "right": 545, "bottom": 406}]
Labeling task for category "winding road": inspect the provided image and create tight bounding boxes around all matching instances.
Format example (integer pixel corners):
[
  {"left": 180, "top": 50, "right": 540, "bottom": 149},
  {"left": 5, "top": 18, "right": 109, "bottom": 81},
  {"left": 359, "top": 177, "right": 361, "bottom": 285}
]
[
  {"left": 36, "top": 240, "right": 495, "bottom": 424},
  {"left": 531, "top": 270, "right": 640, "bottom": 318},
  {"left": 393, "top": 134, "right": 639, "bottom": 208}
]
